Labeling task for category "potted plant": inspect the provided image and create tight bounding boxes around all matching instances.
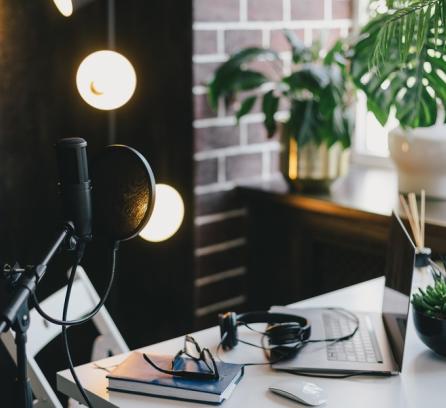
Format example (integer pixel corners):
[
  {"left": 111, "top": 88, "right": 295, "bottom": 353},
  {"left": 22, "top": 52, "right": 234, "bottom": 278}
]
[
  {"left": 411, "top": 275, "right": 446, "bottom": 356},
  {"left": 208, "top": 32, "right": 354, "bottom": 192},
  {"left": 351, "top": 3, "right": 446, "bottom": 198}
]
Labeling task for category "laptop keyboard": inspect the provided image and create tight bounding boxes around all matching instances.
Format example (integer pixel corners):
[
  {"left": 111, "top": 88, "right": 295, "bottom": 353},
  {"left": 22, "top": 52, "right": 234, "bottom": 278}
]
[{"left": 323, "top": 313, "right": 383, "bottom": 364}]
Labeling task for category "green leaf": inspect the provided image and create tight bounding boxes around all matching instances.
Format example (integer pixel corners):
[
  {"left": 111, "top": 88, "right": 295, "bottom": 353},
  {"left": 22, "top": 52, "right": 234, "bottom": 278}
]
[
  {"left": 332, "top": 106, "right": 345, "bottom": 137},
  {"left": 262, "top": 90, "right": 280, "bottom": 137},
  {"left": 351, "top": 12, "right": 444, "bottom": 129},
  {"left": 287, "top": 99, "right": 318, "bottom": 146},
  {"left": 443, "top": 0, "right": 446, "bottom": 40},
  {"left": 208, "top": 68, "right": 268, "bottom": 111},
  {"left": 216, "top": 47, "right": 279, "bottom": 76},
  {"left": 207, "top": 47, "right": 279, "bottom": 110},
  {"left": 371, "top": 1, "right": 442, "bottom": 66},
  {"left": 412, "top": 277, "right": 446, "bottom": 318},
  {"left": 236, "top": 95, "right": 257, "bottom": 122},
  {"left": 324, "top": 40, "right": 343, "bottom": 65},
  {"left": 283, "top": 29, "right": 311, "bottom": 63},
  {"left": 231, "top": 70, "right": 268, "bottom": 91},
  {"left": 342, "top": 108, "right": 355, "bottom": 148},
  {"left": 433, "top": 4, "right": 440, "bottom": 49},
  {"left": 284, "top": 64, "right": 331, "bottom": 94}
]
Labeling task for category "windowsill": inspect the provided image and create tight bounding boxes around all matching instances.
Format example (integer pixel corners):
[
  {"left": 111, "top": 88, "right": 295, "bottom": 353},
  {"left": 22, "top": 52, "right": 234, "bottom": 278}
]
[
  {"left": 238, "top": 163, "right": 446, "bottom": 228},
  {"left": 350, "top": 151, "right": 394, "bottom": 169}
]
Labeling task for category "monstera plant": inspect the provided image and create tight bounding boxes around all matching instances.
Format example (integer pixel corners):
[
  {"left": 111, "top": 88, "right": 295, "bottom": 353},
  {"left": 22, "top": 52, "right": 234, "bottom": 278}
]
[
  {"left": 351, "top": 2, "right": 446, "bottom": 198},
  {"left": 208, "top": 32, "right": 354, "bottom": 191},
  {"left": 352, "top": 12, "right": 446, "bottom": 129}
]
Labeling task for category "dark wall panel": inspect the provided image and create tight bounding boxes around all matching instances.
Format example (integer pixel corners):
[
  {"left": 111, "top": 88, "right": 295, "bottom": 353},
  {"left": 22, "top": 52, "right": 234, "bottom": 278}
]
[
  {"left": 0, "top": 0, "right": 194, "bottom": 405},
  {"left": 112, "top": 0, "right": 194, "bottom": 346}
]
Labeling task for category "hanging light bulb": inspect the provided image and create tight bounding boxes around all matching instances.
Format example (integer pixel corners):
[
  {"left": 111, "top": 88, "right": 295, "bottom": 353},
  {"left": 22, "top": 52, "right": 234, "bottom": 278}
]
[
  {"left": 52, "top": 0, "right": 94, "bottom": 17},
  {"left": 76, "top": 50, "right": 137, "bottom": 110},
  {"left": 139, "top": 184, "right": 185, "bottom": 242}
]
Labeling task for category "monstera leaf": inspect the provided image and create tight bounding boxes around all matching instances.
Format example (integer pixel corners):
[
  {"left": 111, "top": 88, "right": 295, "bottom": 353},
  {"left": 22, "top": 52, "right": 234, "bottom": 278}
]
[{"left": 351, "top": 13, "right": 446, "bottom": 128}]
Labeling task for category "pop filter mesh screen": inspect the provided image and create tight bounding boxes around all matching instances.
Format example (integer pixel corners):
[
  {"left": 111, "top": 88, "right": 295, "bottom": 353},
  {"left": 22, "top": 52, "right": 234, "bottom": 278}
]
[{"left": 92, "top": 145, "right": 155, "bottom": 242}]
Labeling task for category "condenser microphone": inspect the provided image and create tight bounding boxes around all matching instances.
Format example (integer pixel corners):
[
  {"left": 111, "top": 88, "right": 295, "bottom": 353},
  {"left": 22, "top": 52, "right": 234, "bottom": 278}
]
[{"left": 55, "top": 138, "right": 92, "bottom": 241}]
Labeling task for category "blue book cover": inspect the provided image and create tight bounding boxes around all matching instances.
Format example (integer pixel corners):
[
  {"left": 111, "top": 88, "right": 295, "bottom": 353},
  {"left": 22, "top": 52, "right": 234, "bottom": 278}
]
[{"left": 107, "top": 352, "right": 244, "bottom": 404}]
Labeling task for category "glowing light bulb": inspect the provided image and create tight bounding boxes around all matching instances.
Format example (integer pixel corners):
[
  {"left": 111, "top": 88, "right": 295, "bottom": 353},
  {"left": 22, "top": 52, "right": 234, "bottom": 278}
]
[
  {"left": 76, "top": 50, "right": 137, "bottom": 110},
  {"left": 139, "top": 184, "right": 184, "bottom": 242},
  {"left": 53, "top": 0, "right": 95, "bottom": 17},
  {"left": 53, "top": 0, "right": 73, "bottom": 16}
]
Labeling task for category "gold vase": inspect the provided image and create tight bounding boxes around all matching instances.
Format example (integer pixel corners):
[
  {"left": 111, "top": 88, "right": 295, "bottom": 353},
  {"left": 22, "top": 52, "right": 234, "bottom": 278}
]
[{"left": 280, "top": 128, "right": 350, "bottom": 192}]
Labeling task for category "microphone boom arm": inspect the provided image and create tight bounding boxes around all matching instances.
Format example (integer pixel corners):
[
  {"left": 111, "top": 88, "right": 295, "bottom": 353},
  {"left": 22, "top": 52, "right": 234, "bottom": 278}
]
[
  {"left": 0, "top": 222, "right": 74, "bottom": 333},
  {"left": 0, "top": 222, "right": 75, "bottom": 408}
]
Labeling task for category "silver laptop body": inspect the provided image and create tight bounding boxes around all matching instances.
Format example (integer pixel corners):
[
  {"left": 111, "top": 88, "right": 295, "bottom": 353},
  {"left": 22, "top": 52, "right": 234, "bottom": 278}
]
[{"left": 271, "top": 213, "right": 415, "bottom": 375}]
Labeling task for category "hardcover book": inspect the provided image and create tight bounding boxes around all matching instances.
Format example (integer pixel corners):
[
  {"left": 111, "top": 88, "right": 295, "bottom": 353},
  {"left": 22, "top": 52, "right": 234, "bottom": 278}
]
[{"left": 107, "top": 352, "right": 244, "bottom": 404}]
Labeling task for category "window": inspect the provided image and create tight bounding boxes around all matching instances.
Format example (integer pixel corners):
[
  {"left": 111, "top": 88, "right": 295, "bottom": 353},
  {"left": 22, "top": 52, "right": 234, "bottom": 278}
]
[
  {"left": 353, "top": 92, "right": 398, "bottom": 159},
  {"left": 352, "top": 0, "right": 397, "bottom": 163}
]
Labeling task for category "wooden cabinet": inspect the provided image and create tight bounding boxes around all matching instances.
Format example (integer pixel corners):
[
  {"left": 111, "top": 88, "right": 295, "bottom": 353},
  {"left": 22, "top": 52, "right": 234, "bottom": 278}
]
[{"left": 240, "top": 166, "right": 446, "bottom": 310}]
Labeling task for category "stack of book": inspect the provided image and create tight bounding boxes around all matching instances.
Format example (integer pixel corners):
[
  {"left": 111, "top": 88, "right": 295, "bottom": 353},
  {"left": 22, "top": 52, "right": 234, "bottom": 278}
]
[{"left": 107, "top": 352, "right": 244, "bottom": 405}]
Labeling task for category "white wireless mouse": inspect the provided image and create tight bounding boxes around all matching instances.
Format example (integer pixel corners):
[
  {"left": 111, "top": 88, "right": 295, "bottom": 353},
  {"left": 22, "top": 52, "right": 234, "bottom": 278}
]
[{"left": 269, "top": 380, "right": 327, "bottom": 406}]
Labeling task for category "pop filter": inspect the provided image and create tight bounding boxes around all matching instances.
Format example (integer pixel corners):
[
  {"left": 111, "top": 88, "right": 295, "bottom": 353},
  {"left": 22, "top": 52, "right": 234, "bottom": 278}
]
[{"left": 92, "top": 145, "right": 156, "bottom": 242}]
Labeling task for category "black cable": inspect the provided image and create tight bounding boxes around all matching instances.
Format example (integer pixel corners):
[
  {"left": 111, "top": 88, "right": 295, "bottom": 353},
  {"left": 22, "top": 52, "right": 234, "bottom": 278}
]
[
  {"left": 30, "top": 242, "right": 119, "bottom": 326},
  {"left": 216, "top": 332, "right": 306, "bottom": 367},
  {"left": 217, "top": 308, "right": 361, "bottom": 369},
  {"left": 304, "top": 308, "right": 359, "bottom": 343},
  {"left": 216, "top": 332, "right": 384, "bottom": 378},
  {"left": 61, "top": 242, "right": 94, "bottom": 408},
  {"left": 284, "top": 370, "right": 390, "bottom": 379},
  {"left": 239, "top": 308, "right": 359, "bottom": 345}
]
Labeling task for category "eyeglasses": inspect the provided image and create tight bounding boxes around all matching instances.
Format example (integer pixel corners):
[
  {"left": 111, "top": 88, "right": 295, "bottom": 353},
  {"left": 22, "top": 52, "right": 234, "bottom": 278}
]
[{"left": 143, "top": 335, "right": 219, "bottom": 380}]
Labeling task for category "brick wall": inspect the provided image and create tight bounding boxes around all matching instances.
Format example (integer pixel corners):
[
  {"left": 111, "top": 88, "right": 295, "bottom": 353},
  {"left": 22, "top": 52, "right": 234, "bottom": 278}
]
[{"left": 193, "top": 0, "right": 353, "bottom": 328}]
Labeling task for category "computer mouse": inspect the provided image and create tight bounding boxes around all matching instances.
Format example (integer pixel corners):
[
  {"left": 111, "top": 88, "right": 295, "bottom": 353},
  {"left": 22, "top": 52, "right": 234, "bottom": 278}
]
[{"left": 269, "top": 379, "right": 327, "bottom": 406}]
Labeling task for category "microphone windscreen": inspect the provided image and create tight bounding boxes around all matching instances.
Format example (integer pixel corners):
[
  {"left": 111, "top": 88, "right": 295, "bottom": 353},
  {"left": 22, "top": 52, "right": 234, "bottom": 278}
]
[{"left": 91, "top": 145, "right": 156, "bottom": 242}]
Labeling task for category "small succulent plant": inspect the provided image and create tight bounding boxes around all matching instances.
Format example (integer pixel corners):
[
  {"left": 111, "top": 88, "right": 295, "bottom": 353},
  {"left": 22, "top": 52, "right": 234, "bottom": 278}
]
[{"left": 412, "top": 278, "right": 446, "bottom": 320}]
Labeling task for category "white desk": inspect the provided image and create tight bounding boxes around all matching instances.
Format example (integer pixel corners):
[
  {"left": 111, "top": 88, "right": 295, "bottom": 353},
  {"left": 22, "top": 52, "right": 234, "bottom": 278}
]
[{"left": 57, "top": 277, "right": 446, "bottom": 407}]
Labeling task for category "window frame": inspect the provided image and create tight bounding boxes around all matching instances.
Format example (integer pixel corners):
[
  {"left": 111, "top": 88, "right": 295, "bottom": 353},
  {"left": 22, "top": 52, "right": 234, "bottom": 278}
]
[{"left": 350, "top": 0, "right": 393, "bottom": 168}]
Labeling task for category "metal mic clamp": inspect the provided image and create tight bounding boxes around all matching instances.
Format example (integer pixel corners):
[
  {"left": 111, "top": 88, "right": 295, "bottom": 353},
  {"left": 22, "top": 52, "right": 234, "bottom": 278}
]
[{"left": 1, "top": 263, "right": 25, "bottom": 288}]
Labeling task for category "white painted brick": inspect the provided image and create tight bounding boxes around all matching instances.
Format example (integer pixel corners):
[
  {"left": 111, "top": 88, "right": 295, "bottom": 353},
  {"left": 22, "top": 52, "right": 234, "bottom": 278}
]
[{"left": 193, "top": 20, "right": 352, "bottom": 31}]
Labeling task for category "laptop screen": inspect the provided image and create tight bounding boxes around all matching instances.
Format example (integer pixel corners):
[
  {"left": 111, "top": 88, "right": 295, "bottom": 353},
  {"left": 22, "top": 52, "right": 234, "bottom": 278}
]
[{"left": 382, "top": 212, "right": 416, "bottom": 370}]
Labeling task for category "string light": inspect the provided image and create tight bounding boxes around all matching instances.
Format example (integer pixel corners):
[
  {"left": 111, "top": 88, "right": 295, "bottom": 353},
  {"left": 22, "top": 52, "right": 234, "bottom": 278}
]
[
  {"left": 139, "top": 184, "right": 184, "bottom": 242},
  {"left": 76, "top": 50, "right": 136, "bottom": 110}
]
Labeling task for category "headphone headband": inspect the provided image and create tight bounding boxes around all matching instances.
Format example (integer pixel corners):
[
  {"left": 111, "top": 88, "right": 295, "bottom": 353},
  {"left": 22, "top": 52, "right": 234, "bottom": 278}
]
[
  {"left": 237, "top": 311, "right": 309, "bottom": 330},
  {"left": 218, "top": 310, "right": 311, "bottom": 352}
]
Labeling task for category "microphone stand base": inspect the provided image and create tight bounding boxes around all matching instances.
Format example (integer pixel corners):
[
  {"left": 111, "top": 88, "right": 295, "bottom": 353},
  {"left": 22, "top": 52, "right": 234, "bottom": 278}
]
[{"left": 11, "top": 301, "right": 33, "bottom": 408}]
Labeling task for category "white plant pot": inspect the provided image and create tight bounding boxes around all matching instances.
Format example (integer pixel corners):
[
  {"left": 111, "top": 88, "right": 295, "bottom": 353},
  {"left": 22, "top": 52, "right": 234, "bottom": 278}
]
[{"left": 389, "top": 125, "right": 446, "bottom": 199}]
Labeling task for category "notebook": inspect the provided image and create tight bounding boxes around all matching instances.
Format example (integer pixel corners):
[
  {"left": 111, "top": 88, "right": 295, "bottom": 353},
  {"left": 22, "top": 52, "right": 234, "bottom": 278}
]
[{"left": 107, "top": 352, "right": 244, "bottom": 405}]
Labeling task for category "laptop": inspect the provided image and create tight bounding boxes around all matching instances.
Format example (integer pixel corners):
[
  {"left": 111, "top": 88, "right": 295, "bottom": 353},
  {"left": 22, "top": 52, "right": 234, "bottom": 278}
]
[{"left": 271, "top": 212, "right": 416, "bottom": 375}]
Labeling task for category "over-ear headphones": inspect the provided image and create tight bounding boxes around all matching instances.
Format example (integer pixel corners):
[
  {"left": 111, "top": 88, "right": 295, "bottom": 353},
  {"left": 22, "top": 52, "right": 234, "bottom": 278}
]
[{"left": 218, "top": 311, "right": 311, "bottom": 355}]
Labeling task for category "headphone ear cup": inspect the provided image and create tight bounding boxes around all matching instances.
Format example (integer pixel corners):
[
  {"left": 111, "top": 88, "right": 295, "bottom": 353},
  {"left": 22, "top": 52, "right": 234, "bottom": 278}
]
[
  {"left": 269, "top": 341, "right": 306, "bottom": 361},
  {"left": 218, "top": 312, "right": 238, "bottom": 350},
  {"left": 266, "top": 322, "right": 305, "bottom": 346},
  {"left": 266, "top": 322, "right": 307, "bottom": 361}
]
